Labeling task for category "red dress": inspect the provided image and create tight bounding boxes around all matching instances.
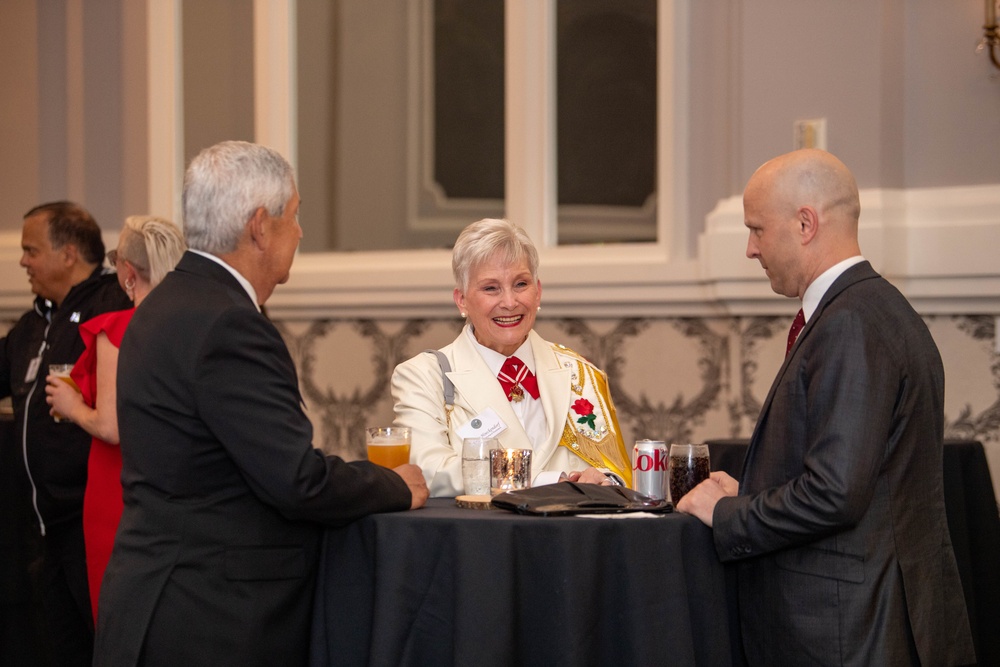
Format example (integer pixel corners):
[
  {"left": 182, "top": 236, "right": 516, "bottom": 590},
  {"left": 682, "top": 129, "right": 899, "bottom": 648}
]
[{"left": 71, "top": 308, "right": 134, "bottom": 623}]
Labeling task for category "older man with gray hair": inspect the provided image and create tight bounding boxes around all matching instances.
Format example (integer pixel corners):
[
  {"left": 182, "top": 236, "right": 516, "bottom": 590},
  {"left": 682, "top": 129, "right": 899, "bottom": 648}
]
[{"left": 94, "top": 141, "right": 427, "bottom": 667}]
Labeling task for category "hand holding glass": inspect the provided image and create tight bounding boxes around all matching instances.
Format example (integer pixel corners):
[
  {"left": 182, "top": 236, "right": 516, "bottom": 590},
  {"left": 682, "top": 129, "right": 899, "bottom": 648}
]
[
  {"left": 668, "top": 443, "right": 710, "bottom": 503},
  {"left": 48, "top": 364, "right": 79, "bottom": 422},
  {"left": 366, "top": 427, "right": 411, "bottom": 468}
]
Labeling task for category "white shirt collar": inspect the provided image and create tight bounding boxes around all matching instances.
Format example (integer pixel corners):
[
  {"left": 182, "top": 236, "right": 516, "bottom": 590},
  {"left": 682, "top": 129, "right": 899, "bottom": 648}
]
[
  {"left": 465, "top": 324, "right": 536, "bottom": 377},
  {"left": 189, "top": 249, "right": 261, "bottom": 312},
  {"left": 802, "top": 255, "right": 865, "bottom": 322}
]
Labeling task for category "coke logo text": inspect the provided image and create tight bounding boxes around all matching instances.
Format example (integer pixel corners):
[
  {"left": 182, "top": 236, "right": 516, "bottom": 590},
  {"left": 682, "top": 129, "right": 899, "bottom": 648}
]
[{"left": 633, "top": 450, "right": 668, "bottom": 472}]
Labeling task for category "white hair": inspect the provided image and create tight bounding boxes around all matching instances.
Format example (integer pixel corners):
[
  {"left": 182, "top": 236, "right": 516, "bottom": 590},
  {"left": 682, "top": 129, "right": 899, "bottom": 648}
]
[
  {"left": 451, "top": 218, "right": 539, "bottom": 292},
  {"left": 182, "top": 141, "right": 295, "bottom": 254}
]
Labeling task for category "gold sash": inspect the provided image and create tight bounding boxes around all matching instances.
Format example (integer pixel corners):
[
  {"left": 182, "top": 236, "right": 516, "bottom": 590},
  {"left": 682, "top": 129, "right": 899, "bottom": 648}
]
[{"left": 550, "top": 344, "right": 631, "bottom": 486}]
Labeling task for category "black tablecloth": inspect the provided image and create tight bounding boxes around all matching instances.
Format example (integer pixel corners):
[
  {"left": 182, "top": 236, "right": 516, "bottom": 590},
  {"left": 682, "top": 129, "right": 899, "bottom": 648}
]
[
  {"left": 311, "top": 498, "right": 741, "bottom": 667},
  {"left": 707, "top": 438, "right": 1000, "bottom": 666}
]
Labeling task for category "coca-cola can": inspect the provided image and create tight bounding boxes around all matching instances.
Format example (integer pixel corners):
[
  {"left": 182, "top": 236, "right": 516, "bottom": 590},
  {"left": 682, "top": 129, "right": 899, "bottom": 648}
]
[{"left": 632, "top": 439, "right": 669, "bottom": 501}]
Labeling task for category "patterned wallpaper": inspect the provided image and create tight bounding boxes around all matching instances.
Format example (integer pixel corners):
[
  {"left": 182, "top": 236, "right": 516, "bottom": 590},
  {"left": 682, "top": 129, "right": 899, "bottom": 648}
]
[
  {"left": 276, "top": 314, "right": 1000, "bottom": 502},
  {"left": 3, "top": 313, "right": 997, "bottom": 498}
]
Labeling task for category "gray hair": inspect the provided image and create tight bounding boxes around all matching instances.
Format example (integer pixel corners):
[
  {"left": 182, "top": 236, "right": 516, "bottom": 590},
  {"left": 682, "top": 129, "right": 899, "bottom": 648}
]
[
  {"left": 118, "top": 216, "right": 186, "bottom": 286},
  {"left": 452, "top": 218, "right": 539, "bottom": 291},
  {"left": 182, "top": 141, "right": 295, "bottom": 254}
]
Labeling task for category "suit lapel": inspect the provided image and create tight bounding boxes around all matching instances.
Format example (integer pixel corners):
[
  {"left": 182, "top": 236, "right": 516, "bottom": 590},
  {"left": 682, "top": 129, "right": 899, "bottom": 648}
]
[
  {"left": 446, "top": 329, "right": 530, "bottom": 449},
  {"left": 744, "top": 261, "right": 879, "bottom": 478},
  {"left": 529, "top": 332, "right": 572, "bottom": 467}
]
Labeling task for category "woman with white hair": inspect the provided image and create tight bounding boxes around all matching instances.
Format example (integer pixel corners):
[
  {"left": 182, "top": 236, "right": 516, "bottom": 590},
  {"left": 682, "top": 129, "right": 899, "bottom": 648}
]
[
  {"left": 392, "top": 218, "right": 631, "bottom": 497},
  {"left": 46, "top": 215, "right": 185, "bottom": 623}
]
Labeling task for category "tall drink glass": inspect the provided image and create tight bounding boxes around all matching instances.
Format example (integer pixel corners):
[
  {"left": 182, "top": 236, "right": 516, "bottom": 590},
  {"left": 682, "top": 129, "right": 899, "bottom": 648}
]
[
  {"left": 668, "top": 443, "right": 710, "bottom": 503},
  {"left": 461, "top": 437, "right": 496, "bottom": 496}
]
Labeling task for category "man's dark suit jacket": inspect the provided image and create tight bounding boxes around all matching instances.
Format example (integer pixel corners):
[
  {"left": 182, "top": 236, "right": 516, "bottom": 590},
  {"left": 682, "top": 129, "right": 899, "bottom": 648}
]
[
  {"left": 713, "top": 262, "right": 976, "bottom": 666},
  {"left": 93, "top": 252, "right": 411, "bottom": 666}
]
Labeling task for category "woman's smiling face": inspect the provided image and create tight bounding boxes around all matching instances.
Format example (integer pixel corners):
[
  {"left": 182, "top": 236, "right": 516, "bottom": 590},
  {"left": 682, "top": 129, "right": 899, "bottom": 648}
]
[{"left": 454, "top": 253, "right": 542, "bottom": 356}]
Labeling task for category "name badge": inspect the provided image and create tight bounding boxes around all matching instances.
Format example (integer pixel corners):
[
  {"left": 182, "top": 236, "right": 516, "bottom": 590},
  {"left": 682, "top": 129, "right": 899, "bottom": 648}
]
[
  {"left": 457, "top": 407, "right": 507, "bottom": 440},
  {"left": 25, "top": 356, "right": 42, "bottom": 383}
]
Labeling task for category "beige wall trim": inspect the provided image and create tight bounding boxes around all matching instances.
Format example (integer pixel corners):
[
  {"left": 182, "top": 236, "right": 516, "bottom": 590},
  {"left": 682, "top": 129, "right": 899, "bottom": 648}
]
[
  {"left": 0, "top": 184, "right": 997, "bottom": 318},
  {"left": 146, "top": 0, "right": 183, "bottom": 222}
]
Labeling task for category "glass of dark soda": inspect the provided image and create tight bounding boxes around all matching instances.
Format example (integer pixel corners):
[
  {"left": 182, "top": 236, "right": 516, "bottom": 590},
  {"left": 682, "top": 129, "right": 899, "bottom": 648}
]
[{"left": 669, "top": 444, "right": 710, "bottom": 503}]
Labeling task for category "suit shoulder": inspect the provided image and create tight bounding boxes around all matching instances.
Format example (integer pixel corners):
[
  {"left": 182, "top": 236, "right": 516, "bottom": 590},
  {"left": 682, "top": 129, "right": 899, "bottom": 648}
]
[
  {"left": 395, "top": 343, "right": 456, "bottom": 380},
  {"left": 549, "top": 341, "right": 580, "bottom": 356},
  {"left": 396, "top": 349, "right": 440, "bottom": 372},
  {"left": 547, "top": 341, "right": 600, "bottom": 370}
]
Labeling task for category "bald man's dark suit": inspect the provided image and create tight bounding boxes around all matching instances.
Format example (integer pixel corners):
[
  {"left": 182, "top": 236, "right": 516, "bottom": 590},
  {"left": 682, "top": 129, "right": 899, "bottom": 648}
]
[
  {"left": 93, "top": 253, "right": 411, "bottom": 666},
  {"left": 713, "top": 262, "right": 975, "bottom": 666}
]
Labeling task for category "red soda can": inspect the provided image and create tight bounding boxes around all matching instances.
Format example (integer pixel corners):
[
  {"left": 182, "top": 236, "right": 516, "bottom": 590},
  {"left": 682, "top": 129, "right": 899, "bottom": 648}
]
[{"left": 632, "top": 440, "right": 669, "bottom": 501}]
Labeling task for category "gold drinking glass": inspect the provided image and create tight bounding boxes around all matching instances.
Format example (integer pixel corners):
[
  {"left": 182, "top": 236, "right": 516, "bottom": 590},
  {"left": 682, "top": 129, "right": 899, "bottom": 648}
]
[
  {"left": 366, "top": 427, "right": 411, "bottom": 468},
  {"left": 48, "top": 364, "right": 79, "bottom": 423}
]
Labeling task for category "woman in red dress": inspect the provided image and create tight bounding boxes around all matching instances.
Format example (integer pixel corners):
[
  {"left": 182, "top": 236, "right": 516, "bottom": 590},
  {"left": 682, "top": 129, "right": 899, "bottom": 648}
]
[{"left": 46, "top": 215, "right": 185, "bottom": 623}]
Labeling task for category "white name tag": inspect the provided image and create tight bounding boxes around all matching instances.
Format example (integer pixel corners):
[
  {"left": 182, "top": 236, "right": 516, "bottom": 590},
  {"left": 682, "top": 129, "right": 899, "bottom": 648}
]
[
  {"left": 457, "top": 407, "right": 507, "bottom": 440},
  {"left": 25, "top": 356, "right": 42, "bottom": 383}
]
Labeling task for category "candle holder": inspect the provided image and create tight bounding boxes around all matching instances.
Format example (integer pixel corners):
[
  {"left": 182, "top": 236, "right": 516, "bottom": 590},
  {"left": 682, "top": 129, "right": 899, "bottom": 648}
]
[{"left": 490, "top": 448, "right": 532, "bottom": 495}]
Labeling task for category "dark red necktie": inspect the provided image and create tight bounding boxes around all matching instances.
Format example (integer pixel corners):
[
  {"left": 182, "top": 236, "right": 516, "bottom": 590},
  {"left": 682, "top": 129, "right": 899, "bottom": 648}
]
[
  {"left": 786, "top": 309, "right": 805, "bottom": 356},
  {"left": 498, "top": 356, "right": 540, "bottom": 402}
]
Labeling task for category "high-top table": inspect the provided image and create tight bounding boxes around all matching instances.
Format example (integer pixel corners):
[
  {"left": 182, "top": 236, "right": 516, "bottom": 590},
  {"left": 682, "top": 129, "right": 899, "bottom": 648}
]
[
  {"left": 310, "top": 498, "right": 742, "bottom": 667},
  {"left": 707, "top": 438, "right": 1000, "bottom": 666}
]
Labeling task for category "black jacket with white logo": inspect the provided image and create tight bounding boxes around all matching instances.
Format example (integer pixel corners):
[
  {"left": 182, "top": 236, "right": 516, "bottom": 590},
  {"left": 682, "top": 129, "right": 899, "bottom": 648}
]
[{"left": 0, "top": 267, "right": 130, "bottom": 533}]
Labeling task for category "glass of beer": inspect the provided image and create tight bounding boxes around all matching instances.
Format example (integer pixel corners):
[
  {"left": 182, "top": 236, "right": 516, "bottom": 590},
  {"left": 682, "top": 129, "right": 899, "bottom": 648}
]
[
  {"left": 48, "top": 364, "right": 79, "bottom": 422},
  {"left": 366, "top": 427, "right": 411, "bottom": 468}
]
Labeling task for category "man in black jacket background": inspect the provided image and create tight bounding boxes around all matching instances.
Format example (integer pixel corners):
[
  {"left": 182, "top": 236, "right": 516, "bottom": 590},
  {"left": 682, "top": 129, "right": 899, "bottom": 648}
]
[{"left": 0, "top": 201, "right": 129, "bottom": 666}]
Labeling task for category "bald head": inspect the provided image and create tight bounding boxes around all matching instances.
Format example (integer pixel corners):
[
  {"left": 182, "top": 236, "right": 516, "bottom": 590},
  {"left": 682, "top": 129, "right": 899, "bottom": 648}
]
[
  {"left": 749, "top": 149, "right": 860, "bottom": 231},
  {"left": 743, "top": 149, "right": 863, "bottom": 299}
]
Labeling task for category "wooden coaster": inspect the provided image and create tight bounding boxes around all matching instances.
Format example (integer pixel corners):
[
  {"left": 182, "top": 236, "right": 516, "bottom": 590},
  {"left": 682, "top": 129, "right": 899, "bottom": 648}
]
[{"left": 455, "top": 494, "right": 495, "bottom": 510}]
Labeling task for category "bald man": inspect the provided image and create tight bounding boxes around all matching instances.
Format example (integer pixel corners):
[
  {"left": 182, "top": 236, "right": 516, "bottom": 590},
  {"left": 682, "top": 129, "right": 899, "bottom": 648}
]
[{"left": 679, "top": 150, "right": 975, "bottom": 666}]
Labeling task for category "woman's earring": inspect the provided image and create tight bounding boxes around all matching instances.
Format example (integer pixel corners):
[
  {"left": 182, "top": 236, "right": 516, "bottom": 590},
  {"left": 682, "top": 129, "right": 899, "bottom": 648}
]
[
  {"left": 125, "top": 278, "right": 136, "bottom": 299},
  {"left": 536, "top": 306, "right": 541, "bottom": 312},
  {"left": 460, "top": 312, "right": 467, "bottom": 318}
]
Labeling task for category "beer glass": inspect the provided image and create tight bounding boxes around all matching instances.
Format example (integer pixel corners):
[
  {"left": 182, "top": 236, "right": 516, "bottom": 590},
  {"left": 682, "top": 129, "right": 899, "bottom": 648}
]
[
  {"left": 668, "top": 443, "right": 710, "bottom": 503},
  {"left": 48, "top": 364, "right": 79, "bottom": 422},
  {"left": 366, "top": 427, "right": 411, "bottom": 468}
]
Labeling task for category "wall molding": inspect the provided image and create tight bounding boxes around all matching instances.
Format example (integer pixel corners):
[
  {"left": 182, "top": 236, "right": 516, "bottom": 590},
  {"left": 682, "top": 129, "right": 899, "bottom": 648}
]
[
  {"left": 699, "top": 183, "right": 1000, "bottom": 316},
  {"left": 3, "top": 184, "right": 995, "bottom": 321}
]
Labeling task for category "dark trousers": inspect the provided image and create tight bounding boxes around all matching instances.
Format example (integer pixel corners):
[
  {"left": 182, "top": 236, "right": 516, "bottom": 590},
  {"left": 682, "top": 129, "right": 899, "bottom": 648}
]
[
  {"left": 1, "top": 423, "right": 44, "bottom": 667},
  {"left": 27, "top": 520, "right": 94, "bottom": 667}
]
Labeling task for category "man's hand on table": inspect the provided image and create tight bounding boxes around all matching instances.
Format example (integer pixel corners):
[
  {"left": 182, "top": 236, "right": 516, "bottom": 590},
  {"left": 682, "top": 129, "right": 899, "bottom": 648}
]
[{"left": 394, "top": 464, "right": 429, "bottom": 509}]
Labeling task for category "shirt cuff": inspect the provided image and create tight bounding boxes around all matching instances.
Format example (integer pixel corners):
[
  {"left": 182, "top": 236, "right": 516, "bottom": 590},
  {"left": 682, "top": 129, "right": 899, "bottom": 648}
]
[{"left": 535, "top": 470, "right": 564, "bottom": 486}]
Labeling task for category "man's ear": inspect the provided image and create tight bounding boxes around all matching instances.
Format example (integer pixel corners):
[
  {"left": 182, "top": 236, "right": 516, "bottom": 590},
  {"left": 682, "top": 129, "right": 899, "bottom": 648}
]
[
  {"left": 60, "top": 243, "right": 79, "bottom": 267},
  {"left": 247, "top": 207, "right": 270, "bottom": 250},
  {"left": 797, "top": 206, "right": 819, "bottom": 245}
]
